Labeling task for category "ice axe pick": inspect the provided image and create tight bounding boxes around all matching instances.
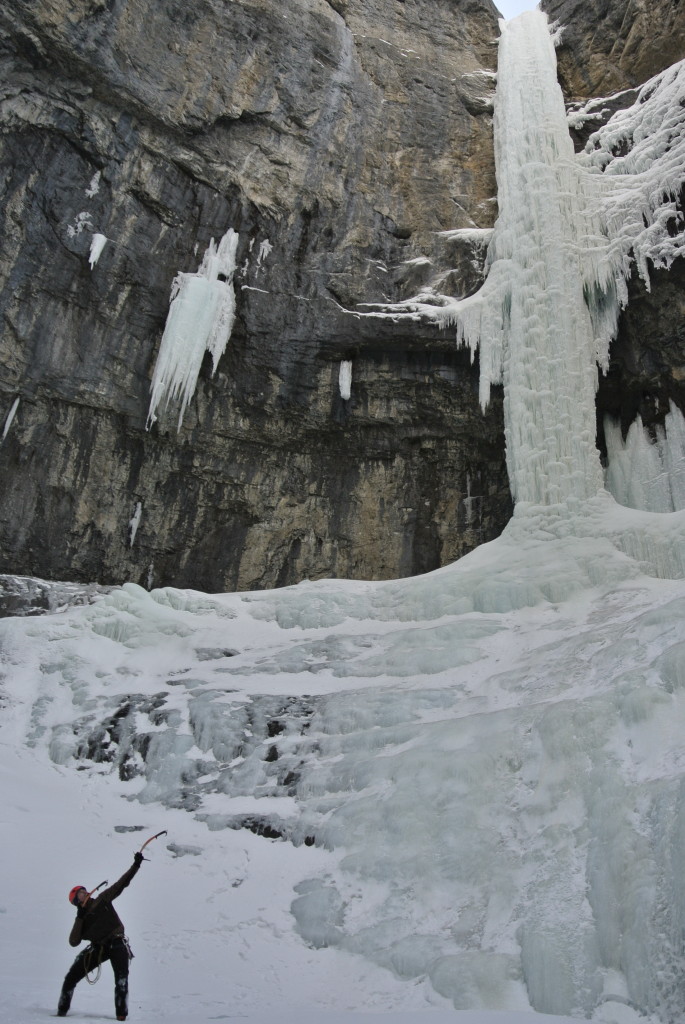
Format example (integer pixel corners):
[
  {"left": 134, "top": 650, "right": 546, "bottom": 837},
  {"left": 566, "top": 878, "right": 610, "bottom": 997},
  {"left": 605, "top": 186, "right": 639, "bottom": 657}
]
[{"left": 138, "top": 829, "right": 168, "bottom": 859}]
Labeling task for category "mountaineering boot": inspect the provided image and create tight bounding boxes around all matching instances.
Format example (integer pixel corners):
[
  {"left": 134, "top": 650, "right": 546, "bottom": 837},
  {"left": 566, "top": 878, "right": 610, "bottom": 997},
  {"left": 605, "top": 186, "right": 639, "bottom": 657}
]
[
  {"left": 57, "top": 987, "right": 72, "bottom": 1016},
  {"left": 114, "top": 971, "right": 128, "bottom": 1019}
]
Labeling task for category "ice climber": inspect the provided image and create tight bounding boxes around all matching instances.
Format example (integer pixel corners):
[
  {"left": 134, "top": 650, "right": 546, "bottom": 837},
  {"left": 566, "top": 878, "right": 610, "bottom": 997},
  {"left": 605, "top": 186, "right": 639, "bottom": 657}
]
[{"left": 57, "top": 851, "right": 144, "bottom": 1020}]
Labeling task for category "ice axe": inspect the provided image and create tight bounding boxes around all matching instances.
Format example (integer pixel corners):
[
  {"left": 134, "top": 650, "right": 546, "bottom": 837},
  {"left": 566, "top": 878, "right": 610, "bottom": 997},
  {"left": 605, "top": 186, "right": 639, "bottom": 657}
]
[
  {"left": 138, "top": 830, "right": 167, "bottom": 859},
  {"left": 87, "top": 879, "right": 108, "bottom": 899}
]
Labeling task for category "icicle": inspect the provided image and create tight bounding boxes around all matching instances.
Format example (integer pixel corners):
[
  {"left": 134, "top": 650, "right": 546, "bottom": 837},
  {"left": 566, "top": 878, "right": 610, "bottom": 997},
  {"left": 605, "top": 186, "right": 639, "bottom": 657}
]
[
  {"left": 85, "top": 171, "right": 101, "bottom": 198},
  {"left": 129, "top": 502, "right": 143, "bottom": 546},
  {"left": 66, "top": 212, "right": 93, "bottom": 239},
  {"left": 147, "top": 229, "right": 239, "bottom": 431},
  {"left": 381, "top": 15, "right": 685, "bottom": 511},
  {"left": 339, "top": 361, "right": 352, "bottom": 401},
  {"left": 88, "top": 233, "right": 108, "bottom": 269},
  {"left": 578, "top": 60, "right": 685, "bottom": 284},
  {"left": 463, "top": 474, "right": 474, "bottom": 525},
  {"left": 1, "top": 397, "right": 20, "bottom": 443},
  {"left": 256, "top": 239, "right": 273, "bottom": 267},
  {"left": 604, "top": 402, "right": 685, "bottom": 513}
]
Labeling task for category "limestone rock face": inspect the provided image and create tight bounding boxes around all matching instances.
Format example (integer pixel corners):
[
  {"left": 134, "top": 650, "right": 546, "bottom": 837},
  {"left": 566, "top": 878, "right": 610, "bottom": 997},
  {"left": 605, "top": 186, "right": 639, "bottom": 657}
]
[
  {"left": 542, "top": 0, "right": 685, "bottom": 98},
  {"left": 0, "top": 0, "right": 510, "bottom": 591}
]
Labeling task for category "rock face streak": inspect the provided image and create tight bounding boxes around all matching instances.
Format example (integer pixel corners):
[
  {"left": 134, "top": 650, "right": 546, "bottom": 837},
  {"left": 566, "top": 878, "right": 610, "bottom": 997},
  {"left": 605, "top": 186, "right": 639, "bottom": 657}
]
[{"left": 0, "top": 0, "right": 683, "bottom": 591}]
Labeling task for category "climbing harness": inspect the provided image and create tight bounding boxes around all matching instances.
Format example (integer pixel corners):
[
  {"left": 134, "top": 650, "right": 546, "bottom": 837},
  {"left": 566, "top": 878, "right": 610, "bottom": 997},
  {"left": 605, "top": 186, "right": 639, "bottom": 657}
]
[
  {"left": 83, "top": 935, "right": 132, "bottom": 984},
  {"left": 83, "top": 944, "right": 104, "bottom": 985}
]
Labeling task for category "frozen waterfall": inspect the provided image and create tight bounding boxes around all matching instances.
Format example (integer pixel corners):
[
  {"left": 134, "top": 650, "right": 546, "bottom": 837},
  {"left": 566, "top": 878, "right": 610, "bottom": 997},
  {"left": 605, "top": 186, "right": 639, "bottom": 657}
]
[
  {"left": 4, "top": 11, "right": 685, "bottom": 1024},
  {"left": 371, "top": 11, "right": 685, "bottom": 515},
  {"left": 440, "top": 10, "right": 683, "bottom": 509},
  {"left": 441, "top": 12, "right": 607, "bottom": 506}
]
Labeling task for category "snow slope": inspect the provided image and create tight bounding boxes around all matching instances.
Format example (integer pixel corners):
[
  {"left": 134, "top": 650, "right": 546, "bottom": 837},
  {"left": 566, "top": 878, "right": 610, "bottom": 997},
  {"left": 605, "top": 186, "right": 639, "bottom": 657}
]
[{"left": 1, "top": 493, "right": 684, "bottom": 1023}]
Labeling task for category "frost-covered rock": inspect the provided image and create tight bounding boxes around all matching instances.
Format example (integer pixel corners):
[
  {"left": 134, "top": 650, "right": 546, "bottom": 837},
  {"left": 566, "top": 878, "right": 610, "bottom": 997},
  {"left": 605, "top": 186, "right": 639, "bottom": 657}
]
[{"left": 0, "top": 574, "right": 114, "bottom": 618}]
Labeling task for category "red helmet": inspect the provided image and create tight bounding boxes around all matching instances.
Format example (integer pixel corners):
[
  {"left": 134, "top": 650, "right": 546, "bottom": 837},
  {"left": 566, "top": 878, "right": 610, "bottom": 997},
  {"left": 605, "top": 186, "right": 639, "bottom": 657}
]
[{"left": 69, "top": 886, "right": 86, "bottom": 905}]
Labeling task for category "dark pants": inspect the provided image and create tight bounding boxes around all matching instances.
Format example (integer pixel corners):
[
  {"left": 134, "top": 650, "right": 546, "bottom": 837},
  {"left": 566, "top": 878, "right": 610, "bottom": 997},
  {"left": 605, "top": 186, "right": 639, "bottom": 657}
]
[{"left": 58, "top": 936, "right": 130, "bottom": 1018}]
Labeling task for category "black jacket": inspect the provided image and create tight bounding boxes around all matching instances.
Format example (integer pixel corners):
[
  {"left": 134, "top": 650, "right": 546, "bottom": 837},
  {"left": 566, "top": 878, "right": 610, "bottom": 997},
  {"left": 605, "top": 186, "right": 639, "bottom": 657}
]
[{"left": 69, "top": 860, "right": 140, "bottom": 947}]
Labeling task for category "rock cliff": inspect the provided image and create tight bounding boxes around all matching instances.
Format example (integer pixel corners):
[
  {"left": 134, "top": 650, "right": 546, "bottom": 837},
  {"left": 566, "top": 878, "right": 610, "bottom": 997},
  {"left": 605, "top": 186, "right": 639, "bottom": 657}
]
[
  {"left": 543, "top": 0, "right": 684, "bottom": 98},
  {"left": 0, "top": 0, "right": 683, "bottom": 594},
  {"left": 0, "top": 0, "right": 509, "bottom": 591}
]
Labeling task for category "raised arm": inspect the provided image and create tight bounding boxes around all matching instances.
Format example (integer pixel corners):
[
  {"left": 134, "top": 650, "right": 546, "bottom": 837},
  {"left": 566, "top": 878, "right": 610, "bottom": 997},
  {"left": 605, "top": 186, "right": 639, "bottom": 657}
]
[{"left": 99, "top": 853, "right": 143, "bottom": 904}]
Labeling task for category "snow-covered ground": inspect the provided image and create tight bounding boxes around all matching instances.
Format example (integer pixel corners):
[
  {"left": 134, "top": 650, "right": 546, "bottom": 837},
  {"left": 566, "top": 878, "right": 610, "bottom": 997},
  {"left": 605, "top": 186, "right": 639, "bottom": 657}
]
[
  {"left": 0, "top": 752, "right": 585, "bottom": 1024},
  {"left": 1, "top": 490, "right": 684, "bottom": 1024}
]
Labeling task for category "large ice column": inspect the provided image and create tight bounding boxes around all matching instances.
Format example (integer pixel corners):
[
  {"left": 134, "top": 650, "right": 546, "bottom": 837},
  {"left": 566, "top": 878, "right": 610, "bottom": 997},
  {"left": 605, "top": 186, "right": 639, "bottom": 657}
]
[
  {"left": 446, "top": 11, "right": 607, "bottom": 507},
  {"left": 439, "top": 14, "right": 685, "bottom": 511},
  {"left": 148, "top": 229, "right": 239, "bottom": 431}
]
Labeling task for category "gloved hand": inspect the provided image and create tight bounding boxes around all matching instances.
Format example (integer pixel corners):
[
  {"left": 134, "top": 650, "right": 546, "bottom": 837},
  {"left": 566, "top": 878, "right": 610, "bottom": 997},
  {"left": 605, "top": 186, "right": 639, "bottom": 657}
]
[
  {"left": 76, "top": 903, "right": 88, "bottom": 919},
  {"left": 134, "top": 851, "right": 144, "bottom": 867}
]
